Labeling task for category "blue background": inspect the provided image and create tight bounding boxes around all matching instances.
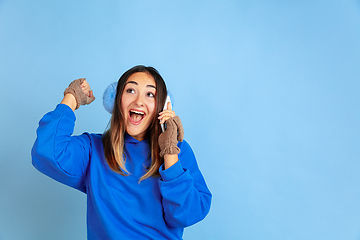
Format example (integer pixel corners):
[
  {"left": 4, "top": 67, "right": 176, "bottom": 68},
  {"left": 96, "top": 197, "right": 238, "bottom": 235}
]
[{"left": 1, "top": 0, "right": 360, "bottom": 239}]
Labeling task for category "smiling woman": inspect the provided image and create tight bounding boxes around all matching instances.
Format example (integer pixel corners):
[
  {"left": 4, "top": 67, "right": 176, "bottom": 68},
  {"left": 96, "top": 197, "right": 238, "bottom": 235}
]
[
  {"left": 31, "top": 65, "right": 212, "bottom": 240},
  {"left": 103, "top": 66, "right": 168, "bottom": 180}
]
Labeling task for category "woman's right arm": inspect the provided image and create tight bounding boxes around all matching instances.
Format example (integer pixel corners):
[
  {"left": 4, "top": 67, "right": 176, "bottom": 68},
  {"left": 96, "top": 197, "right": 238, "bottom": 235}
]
[{"left": 31, "top": 79, "right": 95, "bottom": 192}]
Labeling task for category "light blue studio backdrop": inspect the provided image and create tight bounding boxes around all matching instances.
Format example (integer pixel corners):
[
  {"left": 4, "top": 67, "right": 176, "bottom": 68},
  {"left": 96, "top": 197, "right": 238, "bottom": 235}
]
[{"left": 0, "top": 0, "right": 360, "bottom": 239}]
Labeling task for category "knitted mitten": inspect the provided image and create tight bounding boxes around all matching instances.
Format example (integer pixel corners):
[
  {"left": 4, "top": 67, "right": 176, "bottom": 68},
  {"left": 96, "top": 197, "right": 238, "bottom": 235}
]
[
  {"left": 64, "top": 78, "right": 89, "bottom": 110},
  {"left": 158, "top": 116, "right": 184, "bottom": 157}
]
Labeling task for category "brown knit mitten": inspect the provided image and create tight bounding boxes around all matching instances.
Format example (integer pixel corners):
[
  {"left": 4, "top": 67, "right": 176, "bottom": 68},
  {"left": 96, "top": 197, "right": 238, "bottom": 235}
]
[
  {"left": 158, "top": 116, "right": 184, "bottom": 157},
  {"left": 63, "top": 78, "right": 89, "bottom": 110}
]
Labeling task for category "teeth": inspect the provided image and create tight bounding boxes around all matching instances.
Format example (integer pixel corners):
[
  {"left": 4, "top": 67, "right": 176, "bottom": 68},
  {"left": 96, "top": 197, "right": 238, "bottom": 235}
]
[{"left": 130, "top": 110, "right": 144, "bottom": 115}]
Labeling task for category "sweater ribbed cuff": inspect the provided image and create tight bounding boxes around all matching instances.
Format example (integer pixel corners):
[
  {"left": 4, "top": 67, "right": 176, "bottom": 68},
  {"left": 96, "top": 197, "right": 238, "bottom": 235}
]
[
  {"left": 159, "top": 161, "right": 185, "bottom": 182},
  {"left": 56, "top": 104, "right": 76, "bottom": 121}
]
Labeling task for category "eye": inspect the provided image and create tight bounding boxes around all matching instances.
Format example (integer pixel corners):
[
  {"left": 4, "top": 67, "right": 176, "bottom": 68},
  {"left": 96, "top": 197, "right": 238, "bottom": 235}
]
[
  {"left": 147, "top": 92, "right": 155, "bottom": 98},
  {"left": 126, "top": 88, "right": 135, "bottom": 94}
]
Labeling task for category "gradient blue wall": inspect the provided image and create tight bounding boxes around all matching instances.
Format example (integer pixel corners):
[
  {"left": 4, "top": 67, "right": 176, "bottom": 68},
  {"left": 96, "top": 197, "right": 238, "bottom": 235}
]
[{"left": 1, "top": 0, "right": 359, "bottom": 239}]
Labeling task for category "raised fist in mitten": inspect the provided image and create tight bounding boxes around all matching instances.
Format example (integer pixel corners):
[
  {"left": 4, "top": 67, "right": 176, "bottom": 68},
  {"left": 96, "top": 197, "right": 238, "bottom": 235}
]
[{"left": 64, "top": 78, "right": 95, "bottom": 109}]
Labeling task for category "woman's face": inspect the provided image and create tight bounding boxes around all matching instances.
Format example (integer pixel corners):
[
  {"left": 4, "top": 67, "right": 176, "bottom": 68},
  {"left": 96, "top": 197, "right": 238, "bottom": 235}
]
[{"left": 121, "top": 72, "right": 157, "bottom": 141}]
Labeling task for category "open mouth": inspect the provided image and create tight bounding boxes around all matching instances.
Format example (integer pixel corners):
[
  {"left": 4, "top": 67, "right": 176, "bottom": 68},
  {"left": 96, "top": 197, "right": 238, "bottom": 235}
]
[{"left": 129, "top": 110, "right": 146, "bottom": 125}]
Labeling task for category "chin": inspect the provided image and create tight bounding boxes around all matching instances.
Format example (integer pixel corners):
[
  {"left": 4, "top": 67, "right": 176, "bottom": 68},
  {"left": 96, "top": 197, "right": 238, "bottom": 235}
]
[{"left": 126, "top": 127, "right": 146, "bottom": 141}]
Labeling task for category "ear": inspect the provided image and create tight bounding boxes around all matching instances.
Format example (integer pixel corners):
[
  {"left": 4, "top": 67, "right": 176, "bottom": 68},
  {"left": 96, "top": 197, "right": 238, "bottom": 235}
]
[{"left": 103, "top": 82, "right": 118, "bottom": 114}]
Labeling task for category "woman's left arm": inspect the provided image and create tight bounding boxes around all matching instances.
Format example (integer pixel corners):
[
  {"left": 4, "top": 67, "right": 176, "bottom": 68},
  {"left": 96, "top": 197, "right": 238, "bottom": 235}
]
[{"left": 158, "top": 107, "right": 212, "bottom": 228}]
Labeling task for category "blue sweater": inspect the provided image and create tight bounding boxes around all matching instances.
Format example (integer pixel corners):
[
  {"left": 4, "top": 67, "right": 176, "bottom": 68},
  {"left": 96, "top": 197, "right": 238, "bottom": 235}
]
[{"left": 31, "top": 104, "right": 212, "bottom": 240}]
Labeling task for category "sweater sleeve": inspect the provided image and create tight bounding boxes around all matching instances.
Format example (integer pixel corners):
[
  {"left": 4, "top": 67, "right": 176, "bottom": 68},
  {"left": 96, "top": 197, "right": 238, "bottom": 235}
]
[
  {"left": 31, "top": 104, "right": 91, "bottom": 193},
  {"left": 158, "top": 140, "right": 212, "bottom": 228}
]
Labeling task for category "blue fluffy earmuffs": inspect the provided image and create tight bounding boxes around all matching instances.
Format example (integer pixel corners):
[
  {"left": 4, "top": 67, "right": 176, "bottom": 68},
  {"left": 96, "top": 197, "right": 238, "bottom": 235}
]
[{"left": 103, "top": 82, "right": 118, "bottom": 114}]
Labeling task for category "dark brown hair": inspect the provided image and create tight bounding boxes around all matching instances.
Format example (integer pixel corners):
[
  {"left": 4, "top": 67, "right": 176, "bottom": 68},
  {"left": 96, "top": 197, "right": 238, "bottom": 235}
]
[{"left": 102, "top": 65, "right": 167, "bottom": 182}]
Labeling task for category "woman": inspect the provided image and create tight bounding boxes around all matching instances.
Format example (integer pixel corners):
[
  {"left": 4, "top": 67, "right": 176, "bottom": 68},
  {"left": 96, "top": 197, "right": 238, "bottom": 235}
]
[{"left": 31, "top": 65, "right": 212, "bottom": 240}]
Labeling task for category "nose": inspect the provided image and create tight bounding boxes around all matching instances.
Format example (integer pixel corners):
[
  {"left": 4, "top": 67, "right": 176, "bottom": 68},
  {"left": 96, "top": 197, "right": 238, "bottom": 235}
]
[{"left": 134, "top": 94, "right": 144, "bottom": 107}]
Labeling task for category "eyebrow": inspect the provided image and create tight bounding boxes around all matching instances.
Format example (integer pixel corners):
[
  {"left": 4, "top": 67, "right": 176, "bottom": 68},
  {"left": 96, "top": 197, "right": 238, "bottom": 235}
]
[{"left": 126, "top": 81, "right": 156, "bottom": 89}]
